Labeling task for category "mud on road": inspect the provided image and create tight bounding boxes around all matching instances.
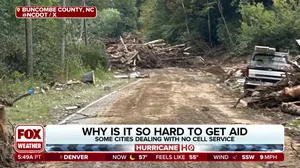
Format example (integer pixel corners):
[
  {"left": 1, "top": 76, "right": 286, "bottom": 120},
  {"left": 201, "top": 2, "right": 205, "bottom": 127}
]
[{"left": 37, "top": 68, "right": 299, "bottom": 168}]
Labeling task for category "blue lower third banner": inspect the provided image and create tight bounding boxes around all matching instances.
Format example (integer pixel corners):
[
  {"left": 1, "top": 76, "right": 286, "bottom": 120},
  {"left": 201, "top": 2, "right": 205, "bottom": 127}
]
[{"left": 45, "top": 144, "right": 284, "bottom": 152}]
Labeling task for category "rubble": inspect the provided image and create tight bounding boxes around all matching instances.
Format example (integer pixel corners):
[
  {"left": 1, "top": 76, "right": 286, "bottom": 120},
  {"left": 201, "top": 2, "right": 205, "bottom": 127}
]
[
  {"left": 233, "top": 57, "right": 300, "bottom": 116},
  {"left": 48, "top": 79, "right": 84, "bottom": 91},
  {"left": 106, "top": 33, "right": 196, "bottom": 72}
]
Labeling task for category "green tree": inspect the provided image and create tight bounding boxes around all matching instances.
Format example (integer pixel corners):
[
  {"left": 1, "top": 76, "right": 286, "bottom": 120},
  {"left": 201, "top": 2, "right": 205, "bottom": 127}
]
[
  {"left": 88, "top": 8, "right": 122, "bottom": 38},
  {"left": 141, "top": 0, "right": 240, "bottom": 51},
  {"left": 139, "top": 0, "right": 156, "bottom": 35},
  {"left": 236, "top": 1, "right": 300, "bottom": 54},
  {"left": 60, "top": 0, "right": 66, "bottom": 77},
  {"left": 104, "top": 0, "right": 138, "bottom": 33}
]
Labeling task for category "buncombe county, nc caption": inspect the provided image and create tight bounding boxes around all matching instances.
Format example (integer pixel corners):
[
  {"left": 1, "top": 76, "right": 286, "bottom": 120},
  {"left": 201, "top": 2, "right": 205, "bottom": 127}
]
[{"left": 21, "top": 7, "right": 85, "bottom": 13}]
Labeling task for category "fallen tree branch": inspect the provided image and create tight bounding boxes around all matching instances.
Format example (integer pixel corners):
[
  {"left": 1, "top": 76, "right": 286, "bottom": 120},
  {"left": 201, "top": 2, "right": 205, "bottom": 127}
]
[
  {"left": 126, "top": 51, "right": 139, "bottom": 64},
  {"left": 233, "top": 90, "right": 252, "bottom": 108},
  {"left": 0, "top": 93, "right": 31, "bottom": 107},
  {"left": 281, "top": 102, "right": 300, "bottom": 115},
  {"left": 10, "top": 93, "right": 31, "bottom": 106},
  {"left": 120, "top": 36, "right": 128, "bottom": 52},
  {"left": 143, "top": 39, "right": 164, "bottom": 45}
]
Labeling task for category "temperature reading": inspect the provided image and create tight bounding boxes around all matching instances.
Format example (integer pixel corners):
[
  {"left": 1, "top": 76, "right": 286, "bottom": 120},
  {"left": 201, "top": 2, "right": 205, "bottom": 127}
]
[
  {"left": 260, "top": 155, "right": 264, "bottom": 160},
  {"left": 139, "top": 155, "right": 148, "bottom": 160},
  {"left": 189, "top": 155, "right": 198, "bottom": 160}
]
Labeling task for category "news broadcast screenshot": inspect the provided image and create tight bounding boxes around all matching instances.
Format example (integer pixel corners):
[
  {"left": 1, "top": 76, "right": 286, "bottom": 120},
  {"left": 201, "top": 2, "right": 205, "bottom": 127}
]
[{"left": 1, "top": 1, "right": 300, "bottom": 168}]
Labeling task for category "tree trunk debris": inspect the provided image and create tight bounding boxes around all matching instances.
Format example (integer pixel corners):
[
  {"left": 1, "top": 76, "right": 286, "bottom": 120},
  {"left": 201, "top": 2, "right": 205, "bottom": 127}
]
[
  {"left": 105, "top": 33, "right": 198, "bottom": 72},
  {"left": 281, "top": 102, "right": 300, "bottom": 115}
]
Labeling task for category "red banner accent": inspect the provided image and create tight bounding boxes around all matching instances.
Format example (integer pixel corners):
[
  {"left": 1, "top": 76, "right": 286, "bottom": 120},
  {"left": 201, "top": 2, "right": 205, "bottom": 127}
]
[
  {"left": 15, "top": 153, "right": 284, "bottom": 162},
  {"left": 15, "top": 6, "right": 97, "bottom": 18}
]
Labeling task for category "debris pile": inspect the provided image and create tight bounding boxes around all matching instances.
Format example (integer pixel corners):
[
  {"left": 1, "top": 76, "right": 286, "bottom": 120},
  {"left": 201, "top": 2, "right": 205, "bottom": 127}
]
[
  {"left": 106, "top": 34, "right": 198, "bottom": 72},
  {"left": 45, "top": 80, "right": 83, "bottom": 92},
  {"left": 203, "top": 65, "right": 245, "bottom": 86},
  {"left": 236, "top": 57, "right": 300, "bottom": 116},
  {"left": 223, "top": 67, "right": 245, "bottom": 92}
]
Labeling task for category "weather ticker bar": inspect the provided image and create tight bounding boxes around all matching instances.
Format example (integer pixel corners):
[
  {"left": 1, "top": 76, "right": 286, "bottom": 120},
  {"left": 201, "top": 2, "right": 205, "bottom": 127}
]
[
  {"left": 15, "top": 6, "right": 97, "bottom": 19},
  {"left": 15, "top": 152, "right": 284, "bottom": 162},
  {"left": 14, "top": 124, "right": 285, "bottom": 162}
]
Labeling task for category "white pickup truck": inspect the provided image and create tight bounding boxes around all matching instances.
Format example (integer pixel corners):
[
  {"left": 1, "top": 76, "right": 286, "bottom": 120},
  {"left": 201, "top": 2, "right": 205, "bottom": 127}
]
[{"left": 244, "top": 46, "right": 290, "bottom": 91}]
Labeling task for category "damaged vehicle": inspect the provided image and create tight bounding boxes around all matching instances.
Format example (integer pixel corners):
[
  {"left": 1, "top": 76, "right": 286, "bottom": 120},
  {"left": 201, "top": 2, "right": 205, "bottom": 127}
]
[{"left": 244, "top": 46, "right": 290, "bottom": 92}]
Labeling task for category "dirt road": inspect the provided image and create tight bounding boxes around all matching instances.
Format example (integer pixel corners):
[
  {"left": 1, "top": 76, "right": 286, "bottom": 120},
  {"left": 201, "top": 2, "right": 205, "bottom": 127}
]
[{"left": 38, "top": 68, "right": 299, "bottom": 168}]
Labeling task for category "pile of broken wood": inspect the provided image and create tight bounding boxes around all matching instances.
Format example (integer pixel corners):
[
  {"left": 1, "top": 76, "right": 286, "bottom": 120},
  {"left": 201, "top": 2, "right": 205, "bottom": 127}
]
[
  {"left": 106, "top": 34, "right": 195, "bottom": 72},
  {"left": 238, "top": 56, "right": 300, "bottom": 116}
]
